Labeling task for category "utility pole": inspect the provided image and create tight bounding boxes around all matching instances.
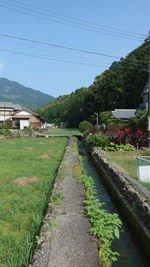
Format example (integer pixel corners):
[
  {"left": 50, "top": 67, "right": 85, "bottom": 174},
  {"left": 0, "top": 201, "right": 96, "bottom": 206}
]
[
  {"left": 148, "top": 30, "right": 150, "bottom": 148},
  {"left": 95, "top": 112, "right": 98, "bottom": 127}
]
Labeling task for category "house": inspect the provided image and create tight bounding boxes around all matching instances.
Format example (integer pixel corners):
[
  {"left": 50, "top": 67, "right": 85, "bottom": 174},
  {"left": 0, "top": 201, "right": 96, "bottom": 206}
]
[
  {"left": 11, "top": 108, "right": 45, "bottom": 129},
  {"left": 111, "top": 109, "right": 136, "bottom": 120},
  {"left": 0, "top": 102, "right": 22, "bottom": 123}
]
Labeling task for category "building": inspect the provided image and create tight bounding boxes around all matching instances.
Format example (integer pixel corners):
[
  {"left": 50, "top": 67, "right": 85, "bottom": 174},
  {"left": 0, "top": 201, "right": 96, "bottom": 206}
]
[
  {"left": 111, "top": 109, "right": 136, "bottom": 120},
  {"left": 12, "top": 108, "right": 44, "bottom": 129},
  {"left": 0, "top": 102, "right": 22, "bottom": 123}
]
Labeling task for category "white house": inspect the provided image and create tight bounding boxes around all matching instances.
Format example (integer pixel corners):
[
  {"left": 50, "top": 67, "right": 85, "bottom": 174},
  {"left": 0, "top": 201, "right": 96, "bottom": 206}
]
[
  {"left": 0, "top": 102, "right": 22, "bottom": 123},
  {"left": 12, "top": 108, "right": 44, "bottom": 129}
]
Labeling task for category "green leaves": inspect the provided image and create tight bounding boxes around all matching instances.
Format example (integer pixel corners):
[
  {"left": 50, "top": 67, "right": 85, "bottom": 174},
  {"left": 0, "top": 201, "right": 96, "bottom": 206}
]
[{"left": 78, "top": 175, "right": 122, "bottom": 266}]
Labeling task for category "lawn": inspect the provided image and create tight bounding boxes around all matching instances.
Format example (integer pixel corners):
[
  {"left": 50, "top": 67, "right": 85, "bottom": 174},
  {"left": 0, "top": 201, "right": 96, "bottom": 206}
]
[
  {"left": 0, "top": 137, "right": 68, "bottom": 267},
  {"left": 105, "top": 149, "right": 150, "bottom": 190},
  {"left": 44, "top": 128, "right": 81, "bottom": 136}
]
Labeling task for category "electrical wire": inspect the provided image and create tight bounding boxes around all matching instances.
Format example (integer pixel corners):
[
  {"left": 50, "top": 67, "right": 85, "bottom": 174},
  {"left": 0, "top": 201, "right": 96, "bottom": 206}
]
[
  {"left": 0, "top": 32, "right": 123, "bottom": 59},
  {"left": 0, "top": 32, "right": 148, "bottom": 65},
  {"left": 0, "top": 46, "right": 148, "bottom": 72},
  {"left": 11, "top": 0, "right": 145, "bottom": 38},
  {"left": 0, "top": 47, "right": 111, "bottom": 68},
  {"left": 0, "top": 0, "right": 146, "bottom": 41}
]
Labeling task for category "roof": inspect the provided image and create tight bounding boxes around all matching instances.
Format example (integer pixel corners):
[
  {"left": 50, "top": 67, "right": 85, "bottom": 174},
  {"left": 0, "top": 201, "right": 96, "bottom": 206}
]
[
  {"left": 111, "top": 109, "right": 136, "bottom": 119},
  {"left": 0, "top": 102, "right": 22, "bottom": 110},
  {"left": 0, "top": 102, "right": 14, "bottom": 108},
  {"left": 12, "top": 108, "right": 44, "bottom": 121},
  {"left": 12, "top": 108, "right": 39, "bottom": 116}
]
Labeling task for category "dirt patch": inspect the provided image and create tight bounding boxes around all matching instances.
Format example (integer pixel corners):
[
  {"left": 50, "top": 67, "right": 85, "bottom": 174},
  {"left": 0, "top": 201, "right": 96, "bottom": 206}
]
[
  {"left": 24, "top": 146, "right": 33, "bottom": 150},
  {"left": 40, "top": 154, "right": 49, "bottom": 159},
  {"left": 13, "top": 176, "right": 38, "bottom": 186},
  {"left": 38, "top": 142, "right": 45, "bottom": 144}
]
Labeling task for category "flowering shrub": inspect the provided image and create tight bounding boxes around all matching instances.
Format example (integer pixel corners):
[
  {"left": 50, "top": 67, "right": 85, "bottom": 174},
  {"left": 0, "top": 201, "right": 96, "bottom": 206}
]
[{"left": 109, "top": 128, "right": 148, "bottom": 148}]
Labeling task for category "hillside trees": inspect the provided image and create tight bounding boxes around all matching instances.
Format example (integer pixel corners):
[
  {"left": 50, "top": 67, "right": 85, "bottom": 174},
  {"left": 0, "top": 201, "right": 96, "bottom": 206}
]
[{"left": 38, "top": 39, "right": 149, "bottom": 127}]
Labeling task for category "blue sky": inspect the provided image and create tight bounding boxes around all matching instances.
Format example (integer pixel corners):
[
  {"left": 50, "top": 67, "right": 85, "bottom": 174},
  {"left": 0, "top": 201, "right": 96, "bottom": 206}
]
[{"left": 0, "top": 0, "right": 149, "bottom": 97}]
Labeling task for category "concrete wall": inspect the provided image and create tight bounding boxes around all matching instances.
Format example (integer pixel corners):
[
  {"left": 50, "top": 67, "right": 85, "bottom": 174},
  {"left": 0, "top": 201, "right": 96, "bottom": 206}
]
[{"left": 91, "top": 147, "right": 150, "bottom": 258}]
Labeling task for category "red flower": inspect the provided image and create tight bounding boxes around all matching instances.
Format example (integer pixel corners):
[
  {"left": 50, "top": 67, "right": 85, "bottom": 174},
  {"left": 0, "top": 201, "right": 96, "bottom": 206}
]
[
  {"left": 137, "top": 129, "right": 143, "bottom": 134},
  {"left": 117, "top": 129, "right": 121, "bottom": 135},
  {"left": 124, "top": 128, "right": 130, "bottom": 132}
]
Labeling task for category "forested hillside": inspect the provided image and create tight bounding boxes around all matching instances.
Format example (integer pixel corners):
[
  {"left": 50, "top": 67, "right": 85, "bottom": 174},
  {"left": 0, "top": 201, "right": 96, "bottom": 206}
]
[
  {"left": 38, "top": 39, "right": 149, "bottom": 127},
  {"left": 0, "top": 78, "right": 54, "bottom": 110}
]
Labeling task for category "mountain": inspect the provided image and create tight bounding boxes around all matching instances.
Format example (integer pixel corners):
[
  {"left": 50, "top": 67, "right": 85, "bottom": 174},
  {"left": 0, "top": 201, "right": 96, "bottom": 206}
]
[
  {"left": 38, "top": 39, "right": 149, "bottom": 127},
  {"left": 0, "top": 78, "right": 55, "bottom": 110}
]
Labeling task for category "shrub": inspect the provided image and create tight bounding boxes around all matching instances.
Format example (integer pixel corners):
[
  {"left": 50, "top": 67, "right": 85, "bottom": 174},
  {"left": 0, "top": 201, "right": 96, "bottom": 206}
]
[
  {"left": 110, "top": 130, "right": 148, "bottom": 148},
  {"left": 99, "top": 111, "right": 112, "bottom": 123},
  {"left": 79, "top": 120, "right": 92, "bottom": 132},
  {"left": 86, "top": 135, "right": 111, "bottom": 148},
  {"left": 0, "top": 129, "right": 11, "bottom": 136},
  {"left": 129, "top": 110, "right": 148, "bottom": 131},
  {"left": 103, "top": 142, "right": 134, "bottom": 151}
]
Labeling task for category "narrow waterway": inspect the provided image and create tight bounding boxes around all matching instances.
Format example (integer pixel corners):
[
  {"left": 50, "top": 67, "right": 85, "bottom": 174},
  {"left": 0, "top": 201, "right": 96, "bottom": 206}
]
[{"left": 78, "top": 140, "right": 148, "bottom": 267}]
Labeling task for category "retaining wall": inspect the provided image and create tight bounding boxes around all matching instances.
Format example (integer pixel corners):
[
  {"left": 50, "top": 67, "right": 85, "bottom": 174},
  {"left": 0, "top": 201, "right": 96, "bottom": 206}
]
[{"left": 91, "top": 147, "right": 150, "bottom": 259}]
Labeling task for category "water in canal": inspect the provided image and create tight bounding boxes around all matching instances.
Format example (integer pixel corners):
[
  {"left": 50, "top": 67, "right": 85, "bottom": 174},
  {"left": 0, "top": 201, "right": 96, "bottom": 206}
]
[{"left": 78, "top": 140, "right": 148, "bottom": 267}]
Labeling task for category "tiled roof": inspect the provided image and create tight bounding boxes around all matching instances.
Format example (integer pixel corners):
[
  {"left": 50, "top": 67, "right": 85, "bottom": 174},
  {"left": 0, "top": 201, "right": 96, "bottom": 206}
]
[
  {"left": 111, "top": 109, "right": 136, "bottom": 119},
  {"left": 0, "top": 102, "right": 22, "bottom": 110},
  {"left": 0, "top": 102, "right": 14, "bottom": 108}
]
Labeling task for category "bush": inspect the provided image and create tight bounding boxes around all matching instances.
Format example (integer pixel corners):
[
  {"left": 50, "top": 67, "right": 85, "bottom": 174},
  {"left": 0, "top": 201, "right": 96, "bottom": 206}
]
[
  {"left": 0, "top": 129, "right": 11, "bottom": 136},
  {"left": 86, "top": 135, "right": 111, "bottom": 148},
  {"left": 103, "top": 142, "right": 134, "bottom": 151},
  {"left": 99, "top": 111, "right": 112, "bottom": 123},
  {"left": 110, "top": 130, "right": 148, "bottom": 148},
  {"left": 79, "top": 120, "right": 92, "bottom": 132},
  {"left": 129, "top": 110, "right": 148, "bottom": 131}
]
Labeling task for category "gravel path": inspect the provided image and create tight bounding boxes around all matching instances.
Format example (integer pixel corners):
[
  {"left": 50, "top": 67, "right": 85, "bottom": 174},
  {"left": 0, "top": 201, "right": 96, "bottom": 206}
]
[{"left": 30, "top": 137, "right": 99, "bottom": 267}]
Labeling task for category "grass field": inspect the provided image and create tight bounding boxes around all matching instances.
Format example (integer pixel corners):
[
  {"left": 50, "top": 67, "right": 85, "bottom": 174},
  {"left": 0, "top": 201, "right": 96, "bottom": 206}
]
[
  {"left": 0, "top": 137, "right": 68, "bottom": 267},
  {"left": 44, "top": 129, "right": 81, "bottom": 136},
  {"left": 105, "top": 149, "right": 150, "bottom": 189}
]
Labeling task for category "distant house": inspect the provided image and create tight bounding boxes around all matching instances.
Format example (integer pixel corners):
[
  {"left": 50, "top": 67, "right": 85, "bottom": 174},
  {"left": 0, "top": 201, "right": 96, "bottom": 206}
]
[
  {"left": 111, "top": 109, "right": 136, "bottom": 120},
  {"left": 12, "top": 109, "right": 44, "bottom": 129},
  {"left": 0, "top": 102, "right": 22, "bottom": 123}
]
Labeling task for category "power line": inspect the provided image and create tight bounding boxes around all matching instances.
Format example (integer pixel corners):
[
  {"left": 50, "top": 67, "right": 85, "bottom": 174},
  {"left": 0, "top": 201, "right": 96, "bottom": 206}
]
[
  {"left": 0, "top": 47, "right": 148, "bottom": 72},
  {"left": 0, "top": 0, "right": 146, "bottom": 41},
  {"left": 0, "top": 38, "right": 113, "bottom": 64},
  {"left": 0, "top": 32, "right": 122, "bottom": 59},
  {"left": 0, "top": 47, "right": 111, "bottom": 68},
  {"left": 0, "top": 32, "right": 148, "bottom": 65},
  {"left": 12, "top": 0, "right": 145, "bottom": 38}
]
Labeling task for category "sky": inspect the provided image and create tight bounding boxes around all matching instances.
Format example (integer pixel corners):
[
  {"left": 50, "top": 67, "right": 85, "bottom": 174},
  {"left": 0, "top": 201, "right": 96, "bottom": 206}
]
[{"left": 0, "top": 0, "right": 149, "bottom": 97}]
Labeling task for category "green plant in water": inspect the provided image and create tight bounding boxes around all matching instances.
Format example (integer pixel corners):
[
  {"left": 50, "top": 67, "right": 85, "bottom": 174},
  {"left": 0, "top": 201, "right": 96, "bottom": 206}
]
[{"left": 78, "top": 175, "right": 122, "bottom": 266}]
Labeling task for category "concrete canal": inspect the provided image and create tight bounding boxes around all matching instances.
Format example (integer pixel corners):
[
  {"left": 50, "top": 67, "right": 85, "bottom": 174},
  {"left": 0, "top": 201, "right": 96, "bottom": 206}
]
[{"left": 78, "top": 140, "right": 149, "bottom": 267}]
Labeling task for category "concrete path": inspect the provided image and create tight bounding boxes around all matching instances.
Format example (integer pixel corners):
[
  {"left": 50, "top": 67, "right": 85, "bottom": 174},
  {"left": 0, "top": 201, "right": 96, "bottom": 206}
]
[{"left": 30, "top": 137, "right": 99, "bottom": 267}]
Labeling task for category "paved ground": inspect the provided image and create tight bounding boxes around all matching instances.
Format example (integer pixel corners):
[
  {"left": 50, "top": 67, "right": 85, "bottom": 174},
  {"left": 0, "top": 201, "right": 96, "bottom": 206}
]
[{"left": 30, "top": 137, "right": 99, "bottom": 267}]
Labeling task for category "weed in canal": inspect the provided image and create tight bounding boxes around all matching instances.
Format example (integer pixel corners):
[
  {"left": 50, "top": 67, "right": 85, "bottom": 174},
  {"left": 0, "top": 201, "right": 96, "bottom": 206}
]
[{"left": 78, "top": 175, "right": 122, "bottom": 266}]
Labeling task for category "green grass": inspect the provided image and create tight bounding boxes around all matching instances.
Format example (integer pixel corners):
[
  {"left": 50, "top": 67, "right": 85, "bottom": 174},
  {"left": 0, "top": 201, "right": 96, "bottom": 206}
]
[
  {"left": 0, "top": 137, "right": 68, "bottom": 267},
  {"left": 105, "top": 149, "right": 150, "bottom": 189},
  {"left": 44, "top": 129, "right": 81, "bottom": 136}
]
